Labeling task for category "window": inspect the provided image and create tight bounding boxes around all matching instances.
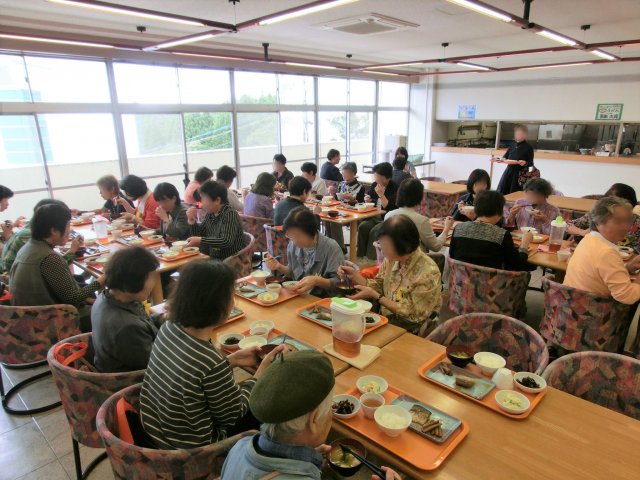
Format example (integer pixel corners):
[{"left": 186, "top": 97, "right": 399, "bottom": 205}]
[
  {"left": 378, "top": 111, "right": 409, "bottom": 153},
  {"left": 184, "top": 112, "right": 234, "bottom": 172},
  {"left": 114, "top": 63, "right": 180, "bottom": 104},
  {"left": 349, "top": 112, "right": 373, "bottom": 170},
  {"left": 318, "top": 78, "right": 347, "bottom": 105},
  {"left": 0, "top": 115, "right": 47, "bottom": 191},
  {"left": 349, "top": 79, "right": 375, "bottom": 106},
  {"left": 234, "top": 72, "right": 277, "bottom": 104},
  {"left": 237, "top": 112, "right": 278, "bottom": 175},
  {"left": 0, "top": 55, "right": 30, "bottom": 102},
  {"left": 280, "top": 112, "right": 315, "bottom": 161},
  {"left": 122, "top": 114, "right": 184, "bottom": 176},
  {"left": 278, "top": 74, "right": 314, "bottom": 105},
  {"left": 26, "top": 56, "right": 110, "bottom": 103},
  {"left": 379, "top": 82, "right": 409, "bottom": 108},
  {"left": 39, "top": 114, "right": 119, "bottom": 188},
  {"left": 319, "top": 111, "right": 346, "bottom": 159},
  {"left": 178, "top": 68, "right": 230, "bottom": 104}
]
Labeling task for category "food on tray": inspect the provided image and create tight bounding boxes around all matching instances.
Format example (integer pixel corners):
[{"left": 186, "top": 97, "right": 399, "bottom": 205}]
[
  {"left": 329, "top": 447, "right": 361, "bottom": 469},
  {"left": 257, "top": 292, "right": 278, "bottom": 303},
  {"left": 236, "top": 281, "right": 256, "bottom": 293},
  {"left": 376, "top": 409, "right": 409, "bottom": 429},
  {"left": 360, "top": 380, "right": 382, "bottom": 394},
  {"left": 421, "top": 419, "right": 443, "bottom": 437},
  {"left": 223, "top": 337, "right": 241, "bottom": 346},
  {"left": 449, "top": 351, "right": 471, "bottom": 359},
  {"left": 308, "top": 304, "right": 332, "bottom": 320},
  {"left": 455, "top": 375, "right": 476, "bottom": 388},
  {"left": 499, "top": 392, "right": 525, "bottom": 409},
  {"left": 439, "top": 363, "right": 453, "bottom": 376},
  {"left": 364, "top": 315, "right": 377, "bottom": 324},
  {"left": 409, "top": 404, "right": 432, "bottom": 425},
  {"left": 516, "top": 376, "right": 541, "bottom": 389},
  {"left": 332, "top": 399, "right": 355, "bottom": 415}
]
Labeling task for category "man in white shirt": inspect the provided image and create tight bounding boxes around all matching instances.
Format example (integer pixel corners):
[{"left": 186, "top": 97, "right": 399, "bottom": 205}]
[
  {"left": 300, "top": 162, "right": 328, "bottom": 196},
  {"left": 216, "top": 165, "right": 244, "bottom": 213}
]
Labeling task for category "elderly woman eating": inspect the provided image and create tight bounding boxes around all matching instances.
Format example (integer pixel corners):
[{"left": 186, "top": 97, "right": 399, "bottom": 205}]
[
  {"left": 265, "top": 207, "right": 344, "bottom": 297},
  {"left": 565, "top": 196, "right": 640, "bottom": 304},
  {"left": 505, "top": 177, "right": 560, "bottom": 234},
  {"left": 339, "top": 215, "right": 442, "bottom": 336}
]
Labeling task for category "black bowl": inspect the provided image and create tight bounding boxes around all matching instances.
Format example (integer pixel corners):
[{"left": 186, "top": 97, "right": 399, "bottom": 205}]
[
  {"left": 446, "top": 345, "right": 475, "bottom": 368},
  {"left": 337, "top": 284, "right": 356, "bottom": 297},
  {"left": 315, "top": 194, "right": 324, "bottom": 200},
  {"left": 265, "top": 275, "right": 285, "bottom": 284},
  {"left": 328, "top": 210, "right": 340, "bottom": 218},
  {"left": 328, "top": 438, "right": 366, "bottom": 477}
]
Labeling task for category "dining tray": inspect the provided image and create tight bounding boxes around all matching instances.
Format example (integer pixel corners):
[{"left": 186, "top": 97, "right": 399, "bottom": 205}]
[
  {"left": 237, "top": 328, "right": 316, "bottom": 353},
  {"left": 418, "top": 351, "right": 547, "bottom": 419},
  {"left": 149, "top": 246, "right": 201, "bottom": 262},
  {"left": 337, "top": 204, "right": 378, "bottom": 213},
  {"left": 296, "top": 298, "right": 388, "bottom": 334},
  {"left": 335, "top": 385, "right": 469, "bottom": 471},
  {"left": 234, "top": 277, "right": 299, "bottom": 307},
  {"left": 116, "top": 235, "right": 165, "bottom": 247},
  {"left": 318, "top": 211, "right": 351, "bottom": 220},
  {"left": 511, "top": 230, "right": 549, "bottom": 244}
]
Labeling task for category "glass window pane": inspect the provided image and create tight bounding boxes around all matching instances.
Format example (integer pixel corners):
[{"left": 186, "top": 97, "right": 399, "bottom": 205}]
[
  {"left": 114, "top": 63, "right": 179, "bottom": 103},
  {"left": 278, "top": 74, "right": 314, "bottom": 105},
  {"left": 234, "top": 72, "right": 277, "bottom": 104},
  {"left": 280, "top": 112, "right": 315, "bottom": 161},
  {"left": 122, "top": 114, "right": 184, "bottom": 176},
  {"left": 178, "top": 68, "right": 230, "bottom": 104},
  {"left": 237, "top": 113, "right": 278, "bottom": 167},
  {"left": 349, "top": 79, "right": 375, "bottom": 106},
  {"left": 379, "top": 82, "right": 409, "bottom": 108},
  {"left": 26, "top": 56, "right": 110, "bottom": 103},
  {"left": 350, "top": 112, "right": 373, "bottom": 153},
  {"left": 0, "top": 115, "right": 47, "bottom": 191},
  {"left": 318, "top": 78, "right": 347, "bottom": 105},
  {"left": 4, "top": 190, "right": 49, "bottom": 220},
  {"left": 378, "top": 111, "right": 408, "bottom": 154},
  {"left": 319, "top": 111, "right": 346, "bottom": 159},
  {"left": 184, "top": 112, "right": 234, "bottom": 171},
  {"left": 39, "top": 114, "right": 119, "bottom": 188},
  {"left": 0, "top": 55, "right": 30, "bottom": 102},
  {"left": 53, "top": 185, "right": 105, "bottom": 212}
]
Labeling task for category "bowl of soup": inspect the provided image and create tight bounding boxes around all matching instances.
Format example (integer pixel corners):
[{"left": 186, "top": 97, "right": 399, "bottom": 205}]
[
  {"left": 446, "top": 345, "right": 474, "bottom": 368},
  {"left": 328, "top": 438, "right": 365, "bottom": 477}
]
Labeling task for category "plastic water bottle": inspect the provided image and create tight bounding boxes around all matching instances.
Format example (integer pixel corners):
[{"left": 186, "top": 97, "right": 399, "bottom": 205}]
[{"left": 548, "top": 216, "right": 567, "bottom": 253}]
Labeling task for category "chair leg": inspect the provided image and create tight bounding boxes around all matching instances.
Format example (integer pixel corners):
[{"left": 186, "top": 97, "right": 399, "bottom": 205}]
[
  {"left": 72, "top": 438, "right": 108, "bottom": 480},
  {"left": 1, "top": 361, "right": 62, "bottom": 416}
]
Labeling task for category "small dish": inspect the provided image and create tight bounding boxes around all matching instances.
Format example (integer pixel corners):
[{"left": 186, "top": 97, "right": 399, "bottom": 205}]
[
  {"left": 250, "top": 320, "right": 274, "bottom": 334},
  {"left": 374, "top": 405, "right": 412, "bottom": 437},
  {"left": 356, "top": 375, "right": 388, "bottom": 395},
  {"left": 556, "top": 250, "right": 571, "bottom": 262},
  {"left": 148, "top": 235, "right": 164, "bottom": 241},
  {"left": 513, "top": 372, "right": 547, "bottom": 394},
  {"left": 446, "top": 345, "right": 474, "bottom": 368},
  {"left": 360, "top": 392, "right": 385, "bottom": 419},
  {"left": 251, "top": 270, "right": 269, "bottom": 286},
  {"left": 219, "top": 333, "right": 244, "bottom": 351},
  {"left": 128, "top": 238, "right": 143, "bottom": 245},
  {"left": 266, "top": 283, "right": 282, "bottom": 294},
  {"left": 92, "top": 255, "right": 111, "bottom": 265},
  {"left": 282, "top": 281, "right": 298, "bottom": 290},
  {"left": 332, "top": 394, "right": 361, "bottom": 420},
  {"left": 170, "top": 240, "right": 187, "bottom": 252},
  {"left": 520, "top": 226, "right": 537, "bottom": 233},
  {"left": 363, "top": 313, "right": 381, "bottom": 326},
  {"left": 111, "top": 219, "right": 126, "bottom": 226},
  {"left": 321, "top": 196, "right": 334, "bottom": 204},
  {"left": 110, "top": 229, "right": 123, "bottom": 239},
  {"left": 139, "top": 230, "right": 156, "bottom": 238},
  {"left": 328, "top": 438, "right": 365, "bottom": 477},
  {"left": 121, "top": 223, "right": 135, "bottom": 230},
  {"left": 257, "top": 291, "right": 279, "bottom": 304},
  {"left": 356, "top": 300, "right": 373, "bottom": 312},
  {"left": 494, "top": 390, "right": 530, "bottom": 415},
  {"left": 238, "top": 336, "right": 268, "bottom": 349},
  {"left": 474, "top": 352, "right": 506, "bottom": 376},
  {"left": 249, "top": 327, "right": 269, "bottom": 338},
  {"left": 327, "top": 210, "right": 339, "bottom": 218},
  {"left": 162, "top": 251, "right": 179, "bottom": 259},
  {"left": 183, "top": 246, "right": 199, "bottom": 254}
]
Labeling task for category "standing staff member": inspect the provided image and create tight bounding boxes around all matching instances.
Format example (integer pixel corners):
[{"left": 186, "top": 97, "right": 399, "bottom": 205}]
[{"left": 494, "top": 124, "right": 535, "bottom": 195}]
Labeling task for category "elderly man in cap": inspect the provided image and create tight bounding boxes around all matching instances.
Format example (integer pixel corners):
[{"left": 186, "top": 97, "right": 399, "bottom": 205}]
[{"left": 221, "top": 350, "right": 400, "bottom": 480}]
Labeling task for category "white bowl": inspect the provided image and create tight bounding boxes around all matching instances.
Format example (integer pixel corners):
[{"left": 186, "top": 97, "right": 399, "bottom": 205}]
[
  {"left": 474, "top": 352, "right": 506, "bottom": 376},
  {"left": 129, "top": 238, "right": 143, "bottom": 245},
  {"left": 148, "top": 235, "right": 163, "bottom": 241},
  {"left": 121, "top": 223, "right": 135, "bottom": 230},
  {"left": 460, "top": 205, "right": 475, "bottom": 213},
  {"left": 520, "top": 226, "right": 537, "bottom": 233},
  {"left": 238, "top": 336, "right": 268, "bottom": 349},
  {"left": 257, "top": 291, "right": 279, "bottom": 304},
  {"left": 249, "top": 327, "right": 269, "bottom": 338},
  {"left": 494, "top": 390, "right": 531, "bottom": 415},
  {"left": 111, "top": 219, "right": 126, "bottom": 227},
  {"left": 219, "top": 333, "right": 245, "bottom": 351},
  {"left": 356, "top": 375, "right": 389, "bottom": 395},
  {"left": 171, "top": 241, "right": 188, "bottom": 252},
  {"left": 332, "top": 394, "right": 361, "bottom": 420},
  {"left": 162, "top": 251, "right": 179, "bottom": 259},
  {"left": 250, "top": 320, "right": 274, "bottom": 334},
  {"left": 374, "top": 405, "right": 412, "bottom": 437},
  {"left": 360, "top": 392, "right": 385, "bottom": 419},
  {"left": 251, "top": 270, "right": 269, "bottom": 284},
  {"left": 183, "top": 247, "right": 199, "bottom": 254},
  {"left": 356, "top": 300, "right": 373, "bottom": 312},
  {"left": 513, "top": 372, "right": 547, "bottom": 394},
  {"left": 266, "top": 283, "right": 282, "bottom": 294},
  {"left": 556, "top": 250, "right": 571, "bottom": 262},
  {"left": 321, "top": 196, "right": 334, "bottom": 204},
  {"left": 282, "top": 281, "right": 298, "bottom": 290},
  {"left": 139, "top": 230, "right": 156, "bottom": 238},
  {"left": 110, "top": 229, "right": 123, "bottom": 239}
]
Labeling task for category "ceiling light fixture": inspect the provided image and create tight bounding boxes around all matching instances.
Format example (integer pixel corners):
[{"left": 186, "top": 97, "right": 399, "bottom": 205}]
[
  {"left": 456, "top": 61, "right": 492, "bottom": 71},
  {"left": 535, "top": 29, "right": 578, "bottom": 47},
  {"left": 47, "top": 0, "right": 206, "bottom": 27},
  {"left": 518, "top": 61, "right": 593, "bottom": 70},
  {"left": 590, "top": 49, "right": 618, "bottom": 61},
  {"left": 144, "top": 32, "right": 222, "bottom": 51},
  {"left": 172, "top": 52, "right": 247, "bottom": 61},
  {"left": 283, "top": 62, "right": 338, "bottom": 70},
  {"left": 365, "top": 62, "right": 424, "bottom": 69},
  {"left": 446, "top": 0, "right": 514, "bottom": 23},
  {"left": 258, "top": 0, "right": 360, "bottom": 26},
  {"left": 0, "top": 33, "right": 115, "bottom": 49}
]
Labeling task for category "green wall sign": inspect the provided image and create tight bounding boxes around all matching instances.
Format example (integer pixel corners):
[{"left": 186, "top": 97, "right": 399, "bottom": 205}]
[{"left": 595, "top": 103, "right": 623, "bottom": 121}]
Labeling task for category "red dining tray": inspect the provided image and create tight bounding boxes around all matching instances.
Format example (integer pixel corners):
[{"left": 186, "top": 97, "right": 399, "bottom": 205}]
[
  {"left": 318, "top": 211, "right": 351, "bottom": 220},
  {"left": 150, "top": 247, "right": 202, "bottom": 263},
  {"left": 335, "top": 385, "right": 469, "bottom": 471},
  {"left": 296, "top": 298, "right": 389, "bottom": 335},
  {"left": 337, "top": 205, "right": 378, "bottom": 213},
  {"left": 306, "top": 199, "right": 341, "bottom": 207},
  {"left": 511, "top": 230, "right": 549, "bottom": 245},
  {"left": 116, "top": 235, "right": 165, "bottom": 248},
  {"left": 418, "top": 351, "right": 547, "bottom": 420},
  {"left": 234, "top": 277, "right": 299, "bottom": 307}
]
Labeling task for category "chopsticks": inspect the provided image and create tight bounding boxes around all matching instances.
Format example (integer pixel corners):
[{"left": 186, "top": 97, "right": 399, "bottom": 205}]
[
  {"left": 339, "top": 444, "right": 386, "bottom": 479},
  {"left": 276, "top": 333, "right": 288, "bottom": 363}
]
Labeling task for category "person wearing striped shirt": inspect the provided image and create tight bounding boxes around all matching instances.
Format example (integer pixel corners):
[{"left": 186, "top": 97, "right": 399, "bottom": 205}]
[
  {"left": 139, "top": 260, "right": 286, "bottom": 450},
  {"left": 185, "top": 180, "right": 246, "bottom": 260}
]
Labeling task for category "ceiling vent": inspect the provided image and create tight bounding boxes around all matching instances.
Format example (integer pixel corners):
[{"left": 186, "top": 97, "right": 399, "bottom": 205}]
[{"left": 319, "top": 13, "right": 419, "bottom": 35}]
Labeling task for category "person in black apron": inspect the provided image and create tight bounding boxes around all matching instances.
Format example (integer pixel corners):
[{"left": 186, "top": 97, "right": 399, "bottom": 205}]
[{"left": 495, "top": 124, "right": 535, "bottom": 195}]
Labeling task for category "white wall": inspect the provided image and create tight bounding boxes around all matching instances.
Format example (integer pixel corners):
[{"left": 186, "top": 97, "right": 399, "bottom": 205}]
[{"left": 434, "top": 62, "right": 640, "bottom": 122}]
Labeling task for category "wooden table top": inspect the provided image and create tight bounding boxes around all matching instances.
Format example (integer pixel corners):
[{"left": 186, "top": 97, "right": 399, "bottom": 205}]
[
  {"left": 319, "top": 208, "right": 385, "bottom": 225},
  {"left": 505, "top": 192, "right": 596, "bottom": 213},
  {"left": 333, "top": 334, "right": 640, "bottom": 479},
  {"left": 422, "top": 181, "right": 468, "bottom": 195},
  {"left": 526, "top": 241, "right": 573, "bottom": 272}
]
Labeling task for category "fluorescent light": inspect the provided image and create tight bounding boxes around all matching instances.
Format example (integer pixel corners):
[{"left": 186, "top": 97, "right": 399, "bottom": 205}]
[
  {"left": 590, "top": 49, "right": 617, "bottom": 61},
  {"left": 146, "top": 32, "right": 218, "bottom": 51},
  {"left": 172, "top": 52, "right": 246, "bottom": 61},
  {"left": 446, "top": 0, "right": 513, "bottom": 23},
  {"left": 536, "top": 29, "right": 578, "bottom": 46},
  {"left": 518, "top": 62, "right": 592, "bottom": 71},
  {"left": 456, "top": 61, "right": 491, "bottom": 71},
  {"left": 258, "top": 0, "right": 359, "bottom": 26},
  {"left": 47, "top": 0, "right": 205, "bottom": 26},
  {"left": 0, "top": 33, "right": 115, "bottom": 49},
  {"left": 284, "top": 62, "right": 338, "bottom": 70},
  {"left": 365, "top": 62, "right": 424, "bottom": 69}
]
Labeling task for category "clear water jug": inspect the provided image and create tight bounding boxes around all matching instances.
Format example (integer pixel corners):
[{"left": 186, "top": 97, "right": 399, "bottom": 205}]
[{"left": 330, "top": 297, "right": 366, "bottom": 357}]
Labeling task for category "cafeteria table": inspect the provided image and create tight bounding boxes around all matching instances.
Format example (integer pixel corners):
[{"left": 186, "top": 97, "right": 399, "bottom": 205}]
[
  {"left": 318, "top": 207, "right": 386, "bottom": 262},
  {"left": 333, "top": 333, "right": 640, "bottom": 480},
  {"left": 505, "top": 191, "right": 596, "bottom": 220},
  {"left": 420, "top": 181, "right": 467, "bottom": 218}
]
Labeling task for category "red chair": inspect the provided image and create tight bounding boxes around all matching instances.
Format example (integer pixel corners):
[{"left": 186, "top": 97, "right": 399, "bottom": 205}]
[
  {"left": 239, "top": 214, "right": 271, "bottom": 256},
  {"left": 264, "top": 224, "right": 289, "bottom": 266},
  {"left": 223, "top": 232, "right": 255, "bottom": 279}
]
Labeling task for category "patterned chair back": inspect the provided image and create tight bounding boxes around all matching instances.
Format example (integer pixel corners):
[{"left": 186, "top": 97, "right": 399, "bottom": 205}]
[
  {"left": 427, "top": 313, "right": 549, "bottom": 374},
  {"left": 240, "top": 215, "right": 271, "bottom": 254},
  {"left": 446, "top": 257, "right": 531, "bottom": 319},
  {"left": 47, "top": 333, "right": 145, "bottom": 448},
  {"left": 0, "top": 304, "right": 80, "bottom": 365},
  {"left": 223, "top": 232, "right": 255, "bottom": 279},
  {"left": 96, "top": 383, "right": 254, "bottom": 479},
  {"left": 540, "top": 277, "right": 631, "bottom": 353},
  {"left": 542, "top": 351, "right": 640, "bottom": 420},
  {"left": 264, "top": 224, "right": 289, "bottom": 266}
]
